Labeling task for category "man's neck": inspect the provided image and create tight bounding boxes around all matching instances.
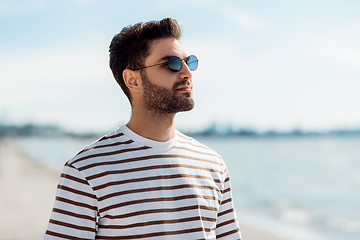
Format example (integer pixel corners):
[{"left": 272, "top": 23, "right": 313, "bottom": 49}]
[{"left": 126, "top": 109, "right": 176, "bottom": 142}]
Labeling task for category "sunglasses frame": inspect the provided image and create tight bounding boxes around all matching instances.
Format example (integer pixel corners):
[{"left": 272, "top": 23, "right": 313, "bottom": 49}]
[{"left": 133, "top": 55, "right": 198, "bottom": 72}]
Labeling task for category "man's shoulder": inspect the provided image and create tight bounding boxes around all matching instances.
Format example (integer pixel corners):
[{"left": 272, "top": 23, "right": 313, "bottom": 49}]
[
  {"left": 67, "top": 127, "right": 130, "bottom": 166},
  {"left": 176, "top": 131, "right": 222, "bottom": 159}
]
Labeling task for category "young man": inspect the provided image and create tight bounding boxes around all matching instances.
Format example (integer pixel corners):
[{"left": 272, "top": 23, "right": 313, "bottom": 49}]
[{"left": 45, "top": 18, "right": 241, "bottom": 240}]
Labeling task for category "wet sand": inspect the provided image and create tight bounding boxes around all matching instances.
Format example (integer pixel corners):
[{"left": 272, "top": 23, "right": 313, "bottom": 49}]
[{"left": 0, "top": 137, "right": 289, "bottom": 240}]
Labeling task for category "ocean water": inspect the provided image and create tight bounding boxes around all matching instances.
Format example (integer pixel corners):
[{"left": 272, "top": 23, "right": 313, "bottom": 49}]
[
  {"left": 16, "top": 135, "right": 360, "bottom": 240},
  {"left": 198, "top": 136, "right": 360, "bottom": 240}
]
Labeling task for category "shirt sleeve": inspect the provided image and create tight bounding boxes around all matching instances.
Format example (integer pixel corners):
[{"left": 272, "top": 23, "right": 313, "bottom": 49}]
[
  {"left": 44, "top": 162, "right": 98, "bottom": 240},
  {"left": 215, "top": 169, "right": 242, "bottom": 239}
]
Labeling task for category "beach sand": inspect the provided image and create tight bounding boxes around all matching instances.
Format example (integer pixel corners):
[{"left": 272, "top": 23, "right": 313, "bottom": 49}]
[
  {"left": 0, "top": 137, "right": 290, "bottom": 240},
  {"left": 0, "top": 137, "right": 60, "bottom": 240}
]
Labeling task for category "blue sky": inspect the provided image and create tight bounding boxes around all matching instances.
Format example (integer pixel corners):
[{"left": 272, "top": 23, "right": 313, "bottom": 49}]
[{"left": 1, "top": 0, "right": 360, "bottom": 133}]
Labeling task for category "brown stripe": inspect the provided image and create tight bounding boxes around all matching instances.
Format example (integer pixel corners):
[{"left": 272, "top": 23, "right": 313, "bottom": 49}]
[
  {"left": 100, "top": 132, "right": 124, "bottom": 141},
  {"left": 224, "top": 176, "right": 230, "bottom": 183},
  {"left": 77, "top": 139, "right": 133, "bottom": 155},
  {"left": 65, "top": 161, "right": 77, "bottom": 169},
  {"left": 95, "top": 227, "right": 213, "bottom": 239},
  {"left": 177, "top": 132, "right": 192, "bottom": 139},
  {"left": 223, "top": 187, "right": 231, "bottom": 194},
  {"left": 60, "top": 173, "right": 88, "bottom": 185},
  {"left": 177, "top": 133, "right": 200, "bottom": 142},
  {"left": 93, "top": 173, "right": 223, "bottom": 191},
  {"left": 217, "top": 207, "right": 234, "bottom": 217},
  {"left": 52, "top": 208, "right": 96, "bottom": 221},
  {"left": 87, "top": 163, "right": 222, "bottom": 181},
  {"left": 49, "top": 219, "right": 96, "bottom": 232},
  {"left": 98, "top": 183, "right": 220, "bottom": 201},
  {"left": 221, "top": 197, "right": 232, "bottom": 205},
  {"left": 57, "top": 185, "right": 97, "bottom": 199},
  {"left": 103, "top": 205, "right": 218, "bottom": 220},
  {"left": 178, "top": 139, "right": 211, "bottom": 150},
  {"left": 216, "top": 218, "right": 238, "bottom": 228},
  {"left": 99, "top": 215, "right": 216, "bottom": 230},
  {"left": 56, "top": 196, "right": 97, "bottom": 211},
  {"left": 100, "top": 194, "right": 219, "bottom": 214},
  {"left": 79, "top": 153, "right": 222, "bottom": 172},
  {"left": 216, "top": 228, "right": 241, "bottom": 239},
  {"left": 46, "top": 230, "right": 93, "bottom": 240},
  {"left": 72, "top": 146, "right": 152, "bottom": 165},
  {"left": 172, "top": 146, "right": 222, "bottom": 159}
]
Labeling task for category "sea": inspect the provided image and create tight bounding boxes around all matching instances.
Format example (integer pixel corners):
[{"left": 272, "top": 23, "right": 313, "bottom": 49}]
[{"left": 16, "top": 134, "right": 360, "bottom": 240}]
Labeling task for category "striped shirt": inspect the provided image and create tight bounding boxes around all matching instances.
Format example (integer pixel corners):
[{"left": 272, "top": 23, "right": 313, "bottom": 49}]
[{"left": 45, "top": 125, "right": 241, "bottom": 239}]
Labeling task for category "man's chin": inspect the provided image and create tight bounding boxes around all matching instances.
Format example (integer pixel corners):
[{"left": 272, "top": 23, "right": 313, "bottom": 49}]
[
  {"left": 177, "top": 99, "right": 195, "bottom": 113},
  {"left": 180, "top": 105, "right": 194, "bottom": 112}
]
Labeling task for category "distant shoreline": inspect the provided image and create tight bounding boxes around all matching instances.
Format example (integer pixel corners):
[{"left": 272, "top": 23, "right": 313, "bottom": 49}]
[{"left": 1, "top": 123, "right": 360, "bottom": 138}]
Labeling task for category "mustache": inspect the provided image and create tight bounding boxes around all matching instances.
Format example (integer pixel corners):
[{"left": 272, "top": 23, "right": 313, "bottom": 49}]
[{"left": 173, "top": 79, "right": 191, "bottom": 89}]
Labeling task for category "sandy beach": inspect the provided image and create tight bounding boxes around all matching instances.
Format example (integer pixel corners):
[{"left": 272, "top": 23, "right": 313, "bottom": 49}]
[
  {"left": 0, "top": 138, "right": 60, "bottom": 240},
  {"left": 0, "top": 137, "right": 290, "bottom": 240}
]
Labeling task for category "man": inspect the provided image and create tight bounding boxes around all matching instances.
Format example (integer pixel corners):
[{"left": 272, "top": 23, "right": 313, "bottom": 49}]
[{"left": 45, "top": 18, "right": 241, "bottom": 239}]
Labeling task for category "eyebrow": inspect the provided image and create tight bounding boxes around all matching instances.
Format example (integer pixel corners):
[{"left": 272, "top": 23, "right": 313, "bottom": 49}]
[
  {"left": 156, "top": 55, "right": 172, "bottom": 64},
  {"left": 155, "top": 55, "right": 189, "bottom": 64}
]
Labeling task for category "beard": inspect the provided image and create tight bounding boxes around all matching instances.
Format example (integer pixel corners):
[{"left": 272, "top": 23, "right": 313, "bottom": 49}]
[{"left": 140, "top": 70, "right": 195, "bottom": 114}]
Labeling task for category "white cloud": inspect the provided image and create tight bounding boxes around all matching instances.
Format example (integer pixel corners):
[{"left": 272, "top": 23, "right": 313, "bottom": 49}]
[
  {"left": 0, "top": 43, "right": 114, "bottom": 112},
  {"left": 212, "top": 2, "right": 270, "bottom": 31},
  {"left": 182, "top": 37, "right": 277, "bottom": 86},
  {"left": 298, "top": 28, "right": 360, "bottom": 67},
  {"left": 0, "top": 46, "right": 110, "bottom": 85}
]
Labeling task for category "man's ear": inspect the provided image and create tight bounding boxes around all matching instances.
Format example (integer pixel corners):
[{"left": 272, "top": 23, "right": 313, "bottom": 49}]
[{"left": 123, "top": 69, "right": 141, "bottom": 93}]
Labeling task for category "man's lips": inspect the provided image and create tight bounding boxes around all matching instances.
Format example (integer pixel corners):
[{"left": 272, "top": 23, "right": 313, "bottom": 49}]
[{"left": 176, "top": 85, "right": 192, "bottom": 91}]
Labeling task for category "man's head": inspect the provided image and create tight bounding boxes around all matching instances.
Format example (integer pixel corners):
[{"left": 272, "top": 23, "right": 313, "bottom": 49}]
[
  {"left": 139, "top": 37, "right": 195, "bottom": 114},
  {"left": 109, "top": 18, "right": 182, "bottom": 103}
]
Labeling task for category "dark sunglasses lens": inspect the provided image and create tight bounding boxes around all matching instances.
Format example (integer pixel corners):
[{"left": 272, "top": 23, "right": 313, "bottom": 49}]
[
  {"left": 187, "top": 55, "right": 198, "bottom": 71},
  {"left": 167, "top": 56, "right": 182, "bottom": 72}
]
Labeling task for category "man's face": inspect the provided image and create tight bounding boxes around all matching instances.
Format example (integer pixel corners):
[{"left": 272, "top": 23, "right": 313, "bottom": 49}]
[{"left": 140, "top": 38, "right": 195, "bottom": 114}]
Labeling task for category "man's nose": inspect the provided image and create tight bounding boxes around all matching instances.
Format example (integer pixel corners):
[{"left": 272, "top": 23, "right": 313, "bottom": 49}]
[{"left": 178, "top": 60, "right": 193, "bottom": 80}]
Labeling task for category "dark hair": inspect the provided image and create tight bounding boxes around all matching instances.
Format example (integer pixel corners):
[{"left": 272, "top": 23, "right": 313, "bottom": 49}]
[{"left": 109, "top": 18, "right": 182, "bottom": 103}]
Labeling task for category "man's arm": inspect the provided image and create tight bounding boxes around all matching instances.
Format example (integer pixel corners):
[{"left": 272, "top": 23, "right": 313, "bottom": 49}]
[
  {"left": 215, "top": 170, "right": 242, "bottom": 240},
  {"left": 44, "top": 163, "right": 98, "bottom": 239}
]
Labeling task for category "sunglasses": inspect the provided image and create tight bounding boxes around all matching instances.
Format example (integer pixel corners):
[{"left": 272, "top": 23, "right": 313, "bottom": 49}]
[{"left": 133, "top": 55, "right": 198, "bottom": 72}]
